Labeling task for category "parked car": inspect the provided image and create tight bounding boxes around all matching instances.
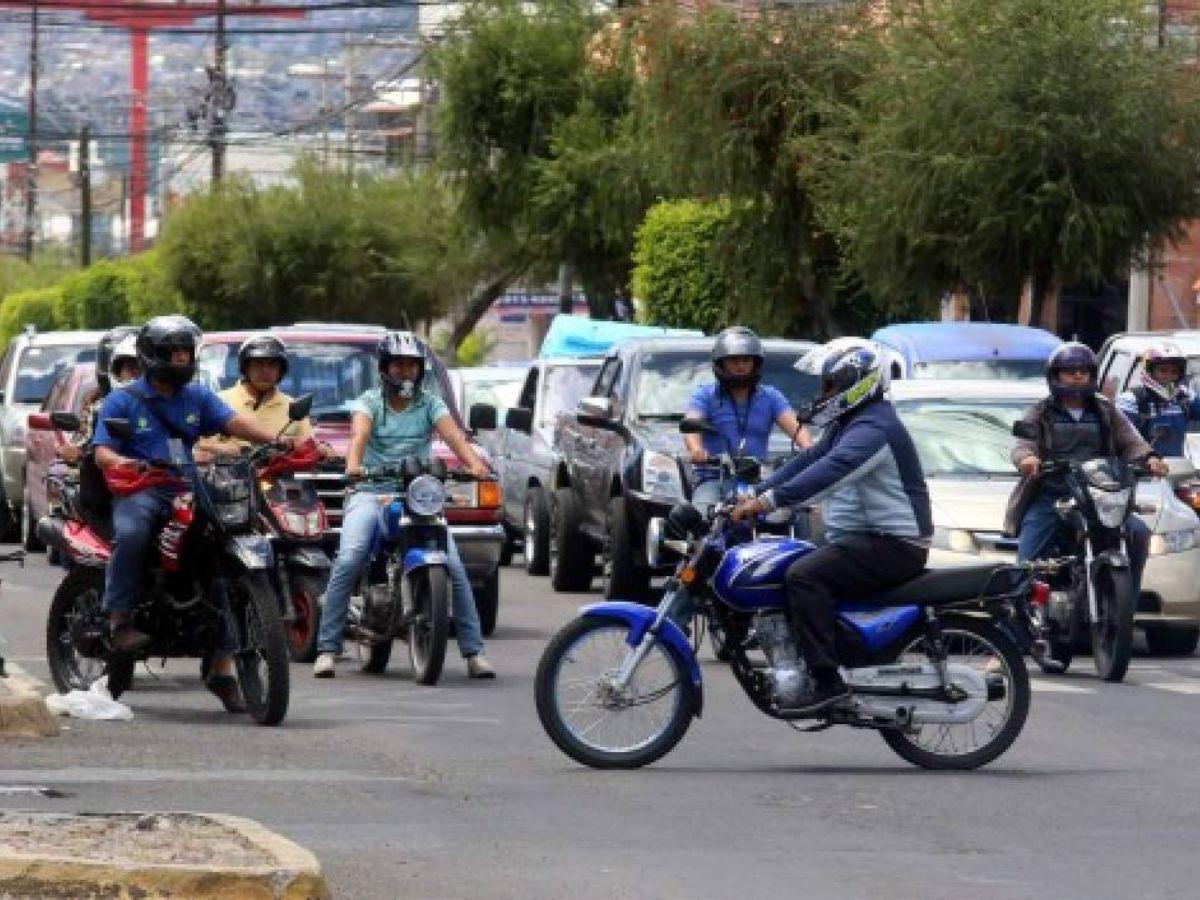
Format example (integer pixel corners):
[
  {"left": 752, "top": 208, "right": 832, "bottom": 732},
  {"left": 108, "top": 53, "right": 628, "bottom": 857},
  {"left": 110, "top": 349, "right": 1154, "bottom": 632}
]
[
  {"left": 197, "top": 325, "right": 507, "bottom": 635},
  {"left": 892, "top": 379, "right": 1200, "bottom": 656},
  {"left": 550, "top": 336, "right": 819, "bottom": 601},
  {"left": 486, "top": 356, "right": 603, "bottom": 573},
  {"left": 447, "top": 365, "right": 526, "bottom": 458},
  {"left": 0, "top": 327, "right": 103, "bottom": 539},
  {"left": 22, "top": 363, "right": 96, "bottom": 553},
  {"left": 872, "top": 322, "right": 1062, "bottom": 381}
]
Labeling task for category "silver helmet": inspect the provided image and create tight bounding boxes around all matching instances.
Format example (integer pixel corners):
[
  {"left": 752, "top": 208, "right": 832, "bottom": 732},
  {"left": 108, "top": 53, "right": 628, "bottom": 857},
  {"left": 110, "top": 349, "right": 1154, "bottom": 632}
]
[{"left": 711, "top": 326, "right": 765, "bottom": 389}]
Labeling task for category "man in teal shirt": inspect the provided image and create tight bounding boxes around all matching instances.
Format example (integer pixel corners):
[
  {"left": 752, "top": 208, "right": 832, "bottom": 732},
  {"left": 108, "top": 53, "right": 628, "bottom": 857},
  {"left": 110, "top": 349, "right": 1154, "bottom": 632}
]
[{"left": 314, "top": 331, "right": 496, "bottom": 679}]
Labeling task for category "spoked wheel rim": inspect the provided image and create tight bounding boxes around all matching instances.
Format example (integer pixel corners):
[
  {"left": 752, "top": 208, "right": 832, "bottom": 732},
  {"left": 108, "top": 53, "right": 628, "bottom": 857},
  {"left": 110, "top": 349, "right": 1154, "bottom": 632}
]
[
  {"left": 236, "top": 590, "right": 271, "bottom": 710},
  {"left": 551, "top": 625, "right": 684, "bottom": 755},
  {"left": 288, "top": 590, "right": 317, "bottom": 656},
  {"left": 893, "top": 628, "right": 1017, "bottom": 761},
  {"left": 56, "top": 586, "right": 108, "bottom": 690}
]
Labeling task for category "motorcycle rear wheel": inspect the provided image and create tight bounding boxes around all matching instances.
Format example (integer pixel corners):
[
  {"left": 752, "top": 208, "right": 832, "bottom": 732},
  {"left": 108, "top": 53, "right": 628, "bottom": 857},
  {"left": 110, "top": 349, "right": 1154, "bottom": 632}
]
[
  {"left": 1092, "top": 568, "right": 1135, "bottom": 682},
  {"left": 880, "top": 617, "right": 1030, "bottom": 770},
  {"left": 45, "top": 567, "right": 132, "bottom": 696},
  {"left": 286, "top": 572, "right": 326, "bottom": 664},
  {"left": 233, "top": 571, "right": 290, "bottom": 726},
  {"left": 407, "top": 567, "right": 449, "bottom": 685}
]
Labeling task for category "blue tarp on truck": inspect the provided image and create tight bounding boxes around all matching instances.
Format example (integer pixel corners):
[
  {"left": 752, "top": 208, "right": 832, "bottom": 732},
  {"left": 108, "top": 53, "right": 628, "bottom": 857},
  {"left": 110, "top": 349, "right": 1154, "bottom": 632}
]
[{"left": 538, "top": 315, "right": 702, "bottom": 359}]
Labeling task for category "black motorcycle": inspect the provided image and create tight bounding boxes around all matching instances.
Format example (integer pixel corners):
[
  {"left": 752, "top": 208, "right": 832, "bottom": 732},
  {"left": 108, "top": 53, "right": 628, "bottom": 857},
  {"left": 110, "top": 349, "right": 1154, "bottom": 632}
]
[{"left": 1012, "top": 421, "right": 1148, "bottom": 681}]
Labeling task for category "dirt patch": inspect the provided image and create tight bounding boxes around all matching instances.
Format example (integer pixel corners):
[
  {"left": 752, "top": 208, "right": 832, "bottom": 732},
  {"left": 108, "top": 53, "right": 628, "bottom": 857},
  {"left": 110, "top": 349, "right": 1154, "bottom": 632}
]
[{"left": 0, "top": 812, "right": 275, "bottom": 869}]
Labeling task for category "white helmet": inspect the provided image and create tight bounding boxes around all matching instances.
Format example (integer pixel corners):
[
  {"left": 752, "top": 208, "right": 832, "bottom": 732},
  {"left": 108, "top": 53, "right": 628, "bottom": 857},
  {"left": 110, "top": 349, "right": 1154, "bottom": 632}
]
[
  {"left": 111, "top": 335, "right": 140, "bottom": 385},
  {"left": 1140, "top": 341, "right": 1188, "bottom": 401}
]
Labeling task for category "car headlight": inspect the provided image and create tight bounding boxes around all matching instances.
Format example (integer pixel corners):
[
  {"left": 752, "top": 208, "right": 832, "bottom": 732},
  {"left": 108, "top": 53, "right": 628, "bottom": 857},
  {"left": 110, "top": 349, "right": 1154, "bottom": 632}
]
[
  {"left": 406, "top": 475, "right": 446, "bottom": 517},
  {"left": 1149, "top": 527, "right": 1200, "bottom": 556},
  {"left": 642, "top": 451, "right": 684, "bottom": 500},
  {"left": 1089, "top": 487, "right": 1131, "bottom": 529},
  {"left": 931, "top": 527, "right": 977, "bottom": 554}
]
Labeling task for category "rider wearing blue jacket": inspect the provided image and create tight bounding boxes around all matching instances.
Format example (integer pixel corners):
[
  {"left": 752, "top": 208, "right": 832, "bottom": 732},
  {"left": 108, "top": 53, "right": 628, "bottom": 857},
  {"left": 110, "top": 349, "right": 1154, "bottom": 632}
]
[
  {"left": 1116, "top": 342, "right": 1200, "bottom": 457},
  {"left": 731, "top": 343, "right": 932, "bottom": 713}
]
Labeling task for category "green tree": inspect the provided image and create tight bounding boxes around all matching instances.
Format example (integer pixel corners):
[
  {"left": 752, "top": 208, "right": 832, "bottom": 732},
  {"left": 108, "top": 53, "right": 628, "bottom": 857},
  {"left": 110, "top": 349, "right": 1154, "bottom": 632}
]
[
  {"left": 0, "top": 287, "right": 63, "bottom": 344},
  {"left": 826, "top": 0, "right": 1200, "bottom": 324}
]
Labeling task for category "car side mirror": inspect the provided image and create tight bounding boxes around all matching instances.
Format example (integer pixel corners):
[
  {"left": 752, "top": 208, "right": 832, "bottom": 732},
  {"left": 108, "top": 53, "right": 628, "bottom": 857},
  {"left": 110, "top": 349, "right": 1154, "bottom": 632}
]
[
  {"left": 288, "top": 394, "right": 314, "bottom": 422},
  {"left": 469, "top": 403, "right": 497, "bottom": 432},
  {"left": 27, "top": 412, "right": 54, "bottom": 431},
  {"left": 1012, "top": 421, "right": 1037, "bottom": 440},
  {"left": 679, "top": 417, "right": 717, "bottom": 435},
  {"left": 505, "top": 406, "right": 533, "bottom": 434},
  {"left": 50, "top": 412, "right": 81, "bottom": 433},
  {"left": 104, "top": 417, "right": 133, "bottom": 442}
]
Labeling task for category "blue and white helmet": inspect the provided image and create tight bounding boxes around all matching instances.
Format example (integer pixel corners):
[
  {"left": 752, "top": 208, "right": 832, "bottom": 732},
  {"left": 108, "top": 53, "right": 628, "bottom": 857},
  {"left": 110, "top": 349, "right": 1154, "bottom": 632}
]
[{"left": 802, "top": 340, "right": 888, "bottom": 428}]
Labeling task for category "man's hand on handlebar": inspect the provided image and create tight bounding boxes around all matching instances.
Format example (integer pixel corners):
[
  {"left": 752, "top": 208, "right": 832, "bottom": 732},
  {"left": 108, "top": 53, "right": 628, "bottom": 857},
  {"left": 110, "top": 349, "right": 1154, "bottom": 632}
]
[
  {"left": 1147, "top": 456, "right": 1170, "bottom": 478},
  {"left": 465, "top": 459, "right": 491, "bottom": 480},
  {"left": 688, "top": 447, "right": 711, "bottom": 465},
  {"left": 1018, "top": 456, "right": 1041, "bottom": 477},
  {"left": 731, "top": 496, "right": 767, "bottom": 522}
]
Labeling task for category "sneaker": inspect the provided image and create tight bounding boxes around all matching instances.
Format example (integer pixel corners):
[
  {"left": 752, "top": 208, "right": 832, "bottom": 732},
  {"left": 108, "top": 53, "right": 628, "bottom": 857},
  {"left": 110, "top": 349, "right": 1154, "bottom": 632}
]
[
  {"left": 466, "top": 654, "right": 496, "bottom": 679},
  {"left": 781, "top": 678, "right": 852, "bottom": 714},
  {"left": 313, "top": 653, "right": 336, "bottom": 678}
]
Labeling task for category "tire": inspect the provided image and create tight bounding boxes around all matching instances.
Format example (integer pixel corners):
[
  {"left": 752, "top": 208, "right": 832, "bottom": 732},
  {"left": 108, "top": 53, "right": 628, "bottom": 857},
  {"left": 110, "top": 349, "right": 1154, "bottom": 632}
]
[
  {"left": 535, "top": 615, "right": 694, "bottom": 769},
  {"left": 499, "top": 533, "right": 515, "bottom": 568},
  {"left": 22, "top": 479, "right": 43, "bottom": 553},
  {"left": 286, "top": 571, "right": 326, "bottom": 664},
  {"left": 880, "top": 617, "right": 1031, "bottom": 771},
  {"left": 1145, "top": 625, "right": 1200, "bottom": 657},
  {"left": 524, "top": 487, "right": 551, "bottom": 575},
  {"left": 550, "top": 487, "right": 594, "bottom": 592},
  {"left": 407, "top": 567, "right": 449, "bottom": 685},
  {"left": 45, "top": 566, "right": 133, "bottom": 697},
  {"left": 1092, "top": 568, "right": 1135, "bottom": 682},
  {"left": 232, "top": 571, "right": 290, "bottom": 726},
  {"left": 604, "top": 496, "right": 651, "bottom": 603},
  {"left": 474, "top": 568, "right": 499, "bottom": 637}
]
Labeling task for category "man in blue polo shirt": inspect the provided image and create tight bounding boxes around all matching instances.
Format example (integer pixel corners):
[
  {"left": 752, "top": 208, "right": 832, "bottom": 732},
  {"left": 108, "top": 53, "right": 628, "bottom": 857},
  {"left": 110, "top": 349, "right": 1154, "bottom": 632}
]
[
  {"left": 684, "top": 327, "right": 809, "bottom": 511},
  {"left": 92, "top": 316, "right": 294, "bottom": 708}
]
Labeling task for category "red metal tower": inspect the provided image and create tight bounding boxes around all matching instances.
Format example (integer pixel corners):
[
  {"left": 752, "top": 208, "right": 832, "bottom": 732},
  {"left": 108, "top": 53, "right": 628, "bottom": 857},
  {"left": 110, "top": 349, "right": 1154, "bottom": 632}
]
[{"left": 2, "top": 1, "right": 305, "bottom": 250}]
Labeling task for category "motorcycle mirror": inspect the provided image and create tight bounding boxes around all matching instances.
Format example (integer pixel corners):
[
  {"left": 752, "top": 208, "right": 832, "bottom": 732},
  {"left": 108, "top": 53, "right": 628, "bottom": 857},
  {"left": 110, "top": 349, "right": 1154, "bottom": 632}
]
[
  {"left": 104, "top": 417, "right": 134, "bottom": 442},
  {"left": 468, "top": 403, "right": 497, "bottom": 432},
  {"left": 679, "top": 418, "right": 717, "bottom": 435},
  {"left": 288, "top": 394, "right": 314, "bottom": 422},
  {"left": 1012, "top": 420, "right": 1038, "bottom": 440}
]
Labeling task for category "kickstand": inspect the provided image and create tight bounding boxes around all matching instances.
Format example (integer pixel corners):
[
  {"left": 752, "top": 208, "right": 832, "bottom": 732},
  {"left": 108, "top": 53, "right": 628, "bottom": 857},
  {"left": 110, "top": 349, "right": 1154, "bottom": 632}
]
[{"left": 786, "top": 719, "right": 835, "bottom": 734}]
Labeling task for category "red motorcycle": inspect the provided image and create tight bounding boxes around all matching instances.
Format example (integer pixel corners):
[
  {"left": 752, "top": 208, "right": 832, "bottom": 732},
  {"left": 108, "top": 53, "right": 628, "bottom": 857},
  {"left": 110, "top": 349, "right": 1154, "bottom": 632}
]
[{"left": 41, "top": 410, "right": 310, "bottom": 726}]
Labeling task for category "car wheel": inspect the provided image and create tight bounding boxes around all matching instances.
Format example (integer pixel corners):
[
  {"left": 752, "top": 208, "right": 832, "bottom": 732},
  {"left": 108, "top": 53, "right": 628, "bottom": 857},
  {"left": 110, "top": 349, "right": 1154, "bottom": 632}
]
[
  {"left": 550, "top": 487, "right": 594, "bottom": 592},
  {"left": 604, "top": 496, "right": 651, "bottom": 603},
  {"left": 1144, "top": 625, "right": 1200, "bottom": 657},
  {"left": 524, "top": 486, "right": 551, "bottom": 576},
  {"left": 22, "top": 478, "right": 44, "bottom": 553}
]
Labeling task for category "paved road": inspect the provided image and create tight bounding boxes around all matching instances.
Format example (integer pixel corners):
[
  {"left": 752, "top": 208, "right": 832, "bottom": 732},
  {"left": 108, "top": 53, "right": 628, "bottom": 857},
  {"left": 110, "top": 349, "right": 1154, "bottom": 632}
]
[{"left": 3, "top": 548, "right": 1200, "bottom": 899}]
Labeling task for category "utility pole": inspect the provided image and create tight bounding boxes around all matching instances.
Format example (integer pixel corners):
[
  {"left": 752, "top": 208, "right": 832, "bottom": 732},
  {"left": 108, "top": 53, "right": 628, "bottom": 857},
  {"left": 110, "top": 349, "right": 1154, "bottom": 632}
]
[
  {"left": 345, "top": 42, "right": 356, "bottom": 180},
  {"left": 24, "top": 0, "right": 39, "bottom": 261},
  {"left": 211, "top": 0, "right": 228, "bottom": 183},
  {"left": 78, "top": 125, "right": 91, "bottom": 266}
]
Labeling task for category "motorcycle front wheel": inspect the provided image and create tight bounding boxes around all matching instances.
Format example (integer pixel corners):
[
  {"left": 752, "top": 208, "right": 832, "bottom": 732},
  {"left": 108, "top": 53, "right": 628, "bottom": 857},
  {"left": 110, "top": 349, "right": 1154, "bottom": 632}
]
[
  {"left": 1091, "top": 567, "right": 1135, "bottom": 682},
  {"left": 407, "top": 567, "right": 449, "bottom": 685},
  {"left": 535, "top": 615, "right": 694, "bottom": 769},
  {"left": 232, "top": 571, "right": 290, "bottom": 726}
]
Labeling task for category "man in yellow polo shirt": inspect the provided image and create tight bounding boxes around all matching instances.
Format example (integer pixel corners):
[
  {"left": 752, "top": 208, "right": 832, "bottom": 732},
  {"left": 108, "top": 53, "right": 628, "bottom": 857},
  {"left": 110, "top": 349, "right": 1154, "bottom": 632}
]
[{"left": 196, "top": 334, "right": 320, "bottom": 459}]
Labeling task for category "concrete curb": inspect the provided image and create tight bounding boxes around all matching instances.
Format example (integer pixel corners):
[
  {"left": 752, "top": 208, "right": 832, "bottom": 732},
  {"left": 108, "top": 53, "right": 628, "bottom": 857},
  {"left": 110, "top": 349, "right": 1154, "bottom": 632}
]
[
  {"left": 0, "top": 664, "right": 58, "bottom": 739},
  {"left": 0, "top": 811, "right": 330, "bottom": 899}
]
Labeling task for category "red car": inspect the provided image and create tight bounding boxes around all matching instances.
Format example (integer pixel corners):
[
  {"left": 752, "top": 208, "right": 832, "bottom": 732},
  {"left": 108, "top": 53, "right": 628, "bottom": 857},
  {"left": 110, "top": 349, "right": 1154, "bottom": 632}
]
[
  {"left": 24, "top": 363, "right": 97, "bottom": 553},
  {"left": 197, "top": 325, "right": 506, "bottom": 635}
]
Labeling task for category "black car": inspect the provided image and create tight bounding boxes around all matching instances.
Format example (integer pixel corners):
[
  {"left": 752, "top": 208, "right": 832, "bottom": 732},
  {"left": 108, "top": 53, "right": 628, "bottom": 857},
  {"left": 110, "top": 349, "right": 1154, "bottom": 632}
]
[{"left": 549, "top": 337, "right": 819, "bottom": 601}]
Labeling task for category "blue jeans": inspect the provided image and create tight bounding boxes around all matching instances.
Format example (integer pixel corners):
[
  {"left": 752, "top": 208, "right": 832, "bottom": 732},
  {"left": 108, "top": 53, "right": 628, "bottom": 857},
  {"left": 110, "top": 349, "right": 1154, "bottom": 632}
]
[
  {"left": 317, "top": 491, "right": 484, "bottom": 657},
  {"left": 1018, "top": 492, "right": 1150, "bottom": 593},
  {"left": 103, "top": 486, "right": 177, "bottom": 615}
]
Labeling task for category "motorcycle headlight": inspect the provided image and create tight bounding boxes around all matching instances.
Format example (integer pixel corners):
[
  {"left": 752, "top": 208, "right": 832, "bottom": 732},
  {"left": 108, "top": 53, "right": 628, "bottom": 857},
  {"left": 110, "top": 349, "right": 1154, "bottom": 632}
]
[
  {"left": 932, "top": 527, "right": 977, "bottom": 554},
  {"left": 1089, "top": 486, "right": 1131, "bottom": 528},
  {"left": 642, "top": 451, "right": 684, "bottom": 500},
  {"left": 406, "top": 475, "right": 446, "bottom": 517},
  {"left": 1149, "top": 527, "right": 1200, "bottom": 556}
]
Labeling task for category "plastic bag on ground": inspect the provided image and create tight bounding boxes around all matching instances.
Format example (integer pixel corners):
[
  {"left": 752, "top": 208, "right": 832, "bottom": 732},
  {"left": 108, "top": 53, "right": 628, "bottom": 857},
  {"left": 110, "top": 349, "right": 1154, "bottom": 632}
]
[{"left": 44, "top": 676, "right": 133, "bottom": 721}]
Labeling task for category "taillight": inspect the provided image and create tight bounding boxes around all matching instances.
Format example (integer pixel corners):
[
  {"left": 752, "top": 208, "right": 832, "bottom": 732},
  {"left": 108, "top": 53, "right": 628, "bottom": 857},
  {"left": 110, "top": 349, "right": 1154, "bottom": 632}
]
[
  {"left": 478, "top": 480, "right": 501, "bottom": 509},
  {"left": 270, "top": 501, "right": 328, "bottom": 538},
  {"left": 1030, "top": 580, "right": 1050, "bottom": 607}
]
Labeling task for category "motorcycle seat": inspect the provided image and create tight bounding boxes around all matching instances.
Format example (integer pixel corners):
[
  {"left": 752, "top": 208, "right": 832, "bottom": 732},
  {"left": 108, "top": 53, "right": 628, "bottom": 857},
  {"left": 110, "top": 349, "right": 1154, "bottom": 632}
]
[{"left": 856, "top": 563, "right": 1022, "bottom": 607}]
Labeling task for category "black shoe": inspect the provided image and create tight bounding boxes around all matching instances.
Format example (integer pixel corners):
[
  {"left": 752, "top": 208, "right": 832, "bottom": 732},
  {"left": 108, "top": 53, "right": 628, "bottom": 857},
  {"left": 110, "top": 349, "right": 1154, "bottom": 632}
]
[
  {"left": 782, "top": 678, "right": 852, "bottom": 715},
  {"left": 204, "top": 673, "right": 247, "bottom": 714},
  {"left": 110, "top": 623, "right": 152, "bottom": 655}
]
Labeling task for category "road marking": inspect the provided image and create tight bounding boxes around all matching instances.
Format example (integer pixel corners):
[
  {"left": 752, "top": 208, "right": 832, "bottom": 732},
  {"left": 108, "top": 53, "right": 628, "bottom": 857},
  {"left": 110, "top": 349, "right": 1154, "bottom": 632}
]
[
  {"left": 1029, "top": 680, "right": 1095, "bottom": 694},
  {"left": 0, "top": 768, "right": 412, "bottom": 784},
  {"left": 1144, "top": 681, "right": 1200, "bottom": 695}
]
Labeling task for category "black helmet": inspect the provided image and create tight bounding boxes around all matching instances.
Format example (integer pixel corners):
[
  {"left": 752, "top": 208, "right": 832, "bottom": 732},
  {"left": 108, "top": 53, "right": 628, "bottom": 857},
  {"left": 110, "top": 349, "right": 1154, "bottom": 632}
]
[
  {"left": 1046, "top": 342, "right": 1097, "bottom": 401},
  {"left": 95, "top": 325, "right": 140, "bottom": 396},
  {"left": 377, "top": 330, "right": 426, "bottom": 399},
  {"left": 711, "top": 326, "right": 765, "bottom": 389},
  {"left": 136, "top": 315, "right": 202, "bottom": 389},
  {"left": 238, "top": 333, "right": 289, "bottom": 382}
]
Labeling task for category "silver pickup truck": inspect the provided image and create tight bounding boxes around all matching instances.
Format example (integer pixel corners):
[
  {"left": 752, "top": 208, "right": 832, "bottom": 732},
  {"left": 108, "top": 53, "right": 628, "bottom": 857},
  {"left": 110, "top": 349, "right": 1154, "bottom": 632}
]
[{"left": 0, "top": 327, "right": 102, "bottom": 539}]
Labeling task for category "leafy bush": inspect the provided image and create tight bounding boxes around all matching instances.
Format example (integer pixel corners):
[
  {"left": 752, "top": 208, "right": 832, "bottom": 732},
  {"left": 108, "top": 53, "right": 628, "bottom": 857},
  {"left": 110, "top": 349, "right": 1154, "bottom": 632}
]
[{"left": 0, "top": 287, "right": 64, "bottom": 344}]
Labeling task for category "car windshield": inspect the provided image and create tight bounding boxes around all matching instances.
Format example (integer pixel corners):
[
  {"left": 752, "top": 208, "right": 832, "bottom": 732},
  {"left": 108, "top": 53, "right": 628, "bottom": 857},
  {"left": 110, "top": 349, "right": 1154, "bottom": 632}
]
[
  {"left": 633, "top": 349, "right": 821, "bottom": 419},
  {"left": 912, "top": 359, "right": 1047, "bottom": 380},
  {"left": 198, "top": 341, "right": 380, "bottom": 419},
  {"left": 461, "top": 374, "right": 523, "bottom": 418},
  {"left": 896, "top": 399, "right": 1030, "bottom": 477},
  {"left": 543, "top": 364, "right": 601, "bottom": 426},
  {"left": 14, "top": 344, "right": 96, "bottom": 404}
]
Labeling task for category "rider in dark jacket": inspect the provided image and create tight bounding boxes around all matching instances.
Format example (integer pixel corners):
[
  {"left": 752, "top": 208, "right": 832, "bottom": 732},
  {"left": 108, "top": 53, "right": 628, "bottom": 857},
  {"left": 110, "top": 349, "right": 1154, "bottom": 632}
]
[{"left": 731, "top": 343, "right": 932, "bottom": 713}]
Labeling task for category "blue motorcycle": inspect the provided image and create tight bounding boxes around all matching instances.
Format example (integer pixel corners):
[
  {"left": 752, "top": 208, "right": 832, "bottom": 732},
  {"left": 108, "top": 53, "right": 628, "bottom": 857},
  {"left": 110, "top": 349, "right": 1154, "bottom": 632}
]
[{"left": 536, "top": 438, "right": 1035, "bottom": 769}]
